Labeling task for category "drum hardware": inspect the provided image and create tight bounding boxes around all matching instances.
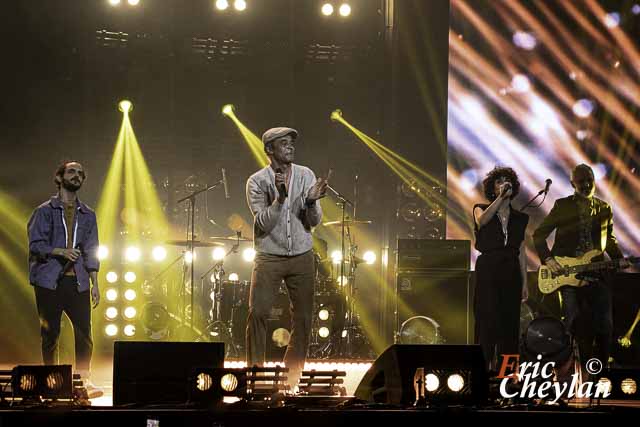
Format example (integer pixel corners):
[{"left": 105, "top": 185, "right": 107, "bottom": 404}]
[
  {"left": 320, "top": 180, "right": 374, "bottom": 359},
  {"left": 199, "top": 239, "right": 243, "bottom": 357},
  {"left": 175, "top": 169, "right": 228, "bottom": 334}
]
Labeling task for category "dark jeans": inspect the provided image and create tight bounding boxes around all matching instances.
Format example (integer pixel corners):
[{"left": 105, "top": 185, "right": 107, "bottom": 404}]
[
  {"left": 246, "top": 251, "right": 314, "bottom": 387},
  {"left": 561, "top": 280, "right": 613, "bottom": 367},
  {"left": 34, "top": 277, "right": 93, "bottom": 373}
]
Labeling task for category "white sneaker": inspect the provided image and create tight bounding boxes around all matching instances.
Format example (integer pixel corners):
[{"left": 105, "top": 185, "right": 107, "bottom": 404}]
[{"left": 83, "top": 379, "right": 104, "bottom": 399}]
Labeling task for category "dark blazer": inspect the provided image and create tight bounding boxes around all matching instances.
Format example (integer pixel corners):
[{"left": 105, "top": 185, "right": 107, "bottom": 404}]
[{"left": 533, "top": 195, "right": 623, "bottom": 263}]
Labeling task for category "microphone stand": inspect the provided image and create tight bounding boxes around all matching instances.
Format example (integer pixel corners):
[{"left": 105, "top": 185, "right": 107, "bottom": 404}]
[
  {"left": 176, "top": 179, "right": 224, "bottom": 333},
  {"left": 520, "top": 184, "right": 549, "bottom": 211},
  {"left": 326, "top": 184, "right": 355, "bottom": 356}
]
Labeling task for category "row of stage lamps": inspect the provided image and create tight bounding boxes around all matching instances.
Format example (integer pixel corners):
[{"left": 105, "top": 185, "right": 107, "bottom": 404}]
[{"left": 108, "top": 1, "right": 354, "bottom": 16}]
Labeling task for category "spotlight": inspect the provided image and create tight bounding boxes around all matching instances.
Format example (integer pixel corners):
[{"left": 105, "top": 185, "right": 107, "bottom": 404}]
[
  {"left": 338, "top": 3, "right": 351, "bottom": 17},
  {"left": 106, "top": 288, "right": 118, "bottom": 302},
  {"left": 234, "top": 0, "right": 246, "bottom": 11},
  {"left": 97, "top": 245, "right": 109, "bottom": 260},
  {"left": 572, "top": 99, "right": 595, "bottom": 118},
  {"left": 124, "top": 246, "right": 141, "bottom": 262},
  {"left": 105, "top": 324, "right": 119, "bottom": 337},
  {"left": 319, "top": 326, "right": 331, "bottom": 338},
  {"left": 319, "top": 309, "right": 330, "bottom": 321},
  {"left": 215, "top": 0, "right": 229, "bottom": 11},
  {"left": 330, "top": 109, "right": 343, "bottom": 121},
  {"left": 151, "top": 246, "right": 167, "bottom": 262},
  {"left": 220, "top": 373, "right": 239, "bottom": 392},
  {"left": 118, "top": 100, "right": 133, "bottom": 113},
  {"left": 243, "top": 247, "right": 256, "bottom": 262},
  {"left": 598, "top": 377, "right": 613, "bottom": 394},
  {"left": 337, "top": 276, "right": 348, "bottom": 287},
  {"left": 212, "top": 247, "right": 226, "bottom": 261},
  {"left": 197, "top": 373, "right": 213, "bottom": 391},
  {"left": 106, "top": 271, "right": 118, "bottom": 283},
  {"left": 447, "top": 374, "right": 465, "bottom": 392},
  {"left": 331, "top": 250, "right": 342, "bottom": 264},
  {"left": 185, "top": 251, "right": 196, "bottom": 264},
  {"left": 124, "top": 306, "right": 137, "bottom": 319},
  {"left": 622, "top": 379, "right": 637, "bottom": 395},
  {"left": 124, "top": 271, "right": 137, "bottom": 283},
  {"left": 426, "top": 373, "right": 440, "bottom": 392},
  {"left": 127, "top": 0, "right": 140, "bottom": 5},
  {"left": 363, "top": 250, "right": 376, "bottom": 265},
  {"left": 124, "top": 324, "right": 136, "bottom": 337},
  {"left": 321, "top": 3, "right": 334, "bottom": 16},
  {"left": 108, "top": 0, "right": 121, "bottom": 6},
  {"left": 105, "top": 307, "right": 118, "bottom": 320},
  {"left": 124, "top": 289, "right": 137, "bottom": 301},
  {"left": 228, "top": 273, "right": 239, "bottom": 282},
  {"left": 603, "top": 12, "right": 620, "bottom": 28},
  {"left": 222, "top": 104, "right": 235, "bottom": 116}
]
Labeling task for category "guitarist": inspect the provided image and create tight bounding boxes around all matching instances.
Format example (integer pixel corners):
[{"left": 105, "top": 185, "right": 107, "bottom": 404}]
[{"left": 533, "top": 163, "right": 630, "bottom": 367}]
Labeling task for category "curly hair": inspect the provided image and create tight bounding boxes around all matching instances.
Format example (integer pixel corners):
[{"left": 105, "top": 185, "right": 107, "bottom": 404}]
[
  {"left": 482, "top": 166, "right": 520, "bottom": 202},
  {"left": 54, "top": 160, "right": 85, "bottom": 189}
]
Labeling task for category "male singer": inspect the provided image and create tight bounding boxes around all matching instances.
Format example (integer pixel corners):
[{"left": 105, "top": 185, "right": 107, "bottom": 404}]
[
  {"left": 27, "top": 160, "right": 102, "bottom": 397},
  {"left": 245, "top": 127, "right": 328, "bottom": 390}
]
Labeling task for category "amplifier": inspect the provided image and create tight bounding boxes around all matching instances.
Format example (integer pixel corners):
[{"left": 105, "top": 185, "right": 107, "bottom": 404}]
[{"left": 397, "top": 239, "right": 470, "bottom": 271}]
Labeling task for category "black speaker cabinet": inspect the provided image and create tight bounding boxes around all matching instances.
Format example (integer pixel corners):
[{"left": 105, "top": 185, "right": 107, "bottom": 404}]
[
  {"left": 113, "top": 341, "right": 224, "bottom": 406},
  {"left": 396, "top": 270, "right": 471, "bottom": 344},
  {"left": 355, "top": 344, "right": 487, "bottom": 405}
]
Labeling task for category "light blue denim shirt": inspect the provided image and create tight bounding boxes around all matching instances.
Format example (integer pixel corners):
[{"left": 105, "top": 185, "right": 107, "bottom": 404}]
[{"left": 246, "top": 164, "right": 322, "bottom": 256}]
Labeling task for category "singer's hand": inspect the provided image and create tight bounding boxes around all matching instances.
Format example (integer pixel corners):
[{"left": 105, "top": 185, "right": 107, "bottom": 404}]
[
  {"left": 545, "top": 257, "right": 564, "bottom": 276},
  {"left": 57, "top": 248, "right": 81, "bottom": 262},
  {"left": 307, "top": 177, "right": 329, "bottom": 202},
  {"left": 91, "top": 285, "right": 100, "bottom": 309},
  {"left": 498, "top": 182, "right": 512, "bottom": 199},
  {"left": 275, "top": 171, "right": 287, "bottom": 202}
]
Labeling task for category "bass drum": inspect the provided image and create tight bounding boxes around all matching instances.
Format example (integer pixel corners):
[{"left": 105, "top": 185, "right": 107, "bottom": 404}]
[{"left": 521, "top": 316, "right": 572, "bottom": 363}]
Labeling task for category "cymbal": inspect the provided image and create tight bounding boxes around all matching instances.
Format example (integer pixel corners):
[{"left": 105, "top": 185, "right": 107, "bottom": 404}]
[
  {"left": 210, "top": 235, "right": 253, "bottom": 242},
  {"left": 165, "top": 239, "right": 223, "bottom": 247},
  {"left": 322, "top": 219, "right": 373, "bottom": 227}
]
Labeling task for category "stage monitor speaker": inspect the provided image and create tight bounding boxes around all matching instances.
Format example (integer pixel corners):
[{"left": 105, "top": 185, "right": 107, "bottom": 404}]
[
  {"left": 354, "top": 344, "right": 487, "bottom": 405},
  {"left": 113, "top": 341, "right": 224, "bottom": 406},
  {"left": 396, "top": 270, "right": 471, "bottom": 344}
]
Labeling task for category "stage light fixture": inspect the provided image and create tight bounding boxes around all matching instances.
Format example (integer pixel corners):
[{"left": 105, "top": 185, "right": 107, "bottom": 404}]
[
  {"left": 106, "top": 271, "right": 118, "bottom": 283},
  {"left": 425, "top": 373, "right": 440, "bottom": 392},
  {"left": 234, "top": 0, "right": 246, "bottom": 11},
  {"left": 97, "top": 245, "right": 109, "bottom": 260},
  {"left": 597, "top": 369, "right": 640, "bottom": 400},
  {"left": 222, "top": 104, "right": 235, "bottom": 116},
  {"left": 124, "top": 246, "right": 141, "bottom": 262},
  {"left": 319, "top": 327, "right": 330, "bottom": 338},
  {"left": 339, "top": 3, "right": 351, "bottom": 17},
  {"left": 124, "top": 289, "right": 137, "bottom": 301},
  {"left": 185, "top": 250, "right": 196, "bottom": 264},
  {"left": 363, "top": 250, "right": 376, "bottom": 265},
  {"left": 124, "top": 306, "right": 137, "bottom": 319},
  {"left": 216, "top": 0, "right": 229, "bottom": 11},
  {"left": 321, "top": 3, "right": 334, "bottom": 16},
  {"left": 128, "top": 0, "right": 140, "bottom": 5},
  {"left": 243, "top": 247, "right": 256, "bottom": 262},
  {"left": 105, "top": 324, "right": 119, "bottom": 337},
  {"left": 106, "top": 288, "right": 118, "bottom": 302},
  {"left": 319, "top": 309, "right": 330, "bottom": 321},
  {"left": 331, "top": 250, "right": 342, "bottom": 264},
  {"left": 11, "top": 365, "right": 73, "bottom": 400},
  {"left": 108, "top": 0, "right": 121, "bottom": 6},
  {"left": 152, "top": 245, "right": 167, "bottom": 262},
  {"left": 330, "top": 109, "right": 343, "bottom": 121},
  {"left": 105, "top": 307, "right": 118, "bottom": 320},
  {"left": 124, "top": 271, "right": 137, "bottom": 283},
  {"left": 447, "top": 374, "right": 465, "bottom": 392},
  {"left": 118, "top": 100, "right": 133, "bottom": 113},
  {"left": 228, "top": 273, "right": 239, "bottom": 282},
  {"left": 212, "top": 247, "right": 226, "bottom": 261},
  {"left": 124, "top": 324, "right": 136, "bottom": 337},
  {"left": 336, "top": 276, "right": 348, "bottom": 287}
]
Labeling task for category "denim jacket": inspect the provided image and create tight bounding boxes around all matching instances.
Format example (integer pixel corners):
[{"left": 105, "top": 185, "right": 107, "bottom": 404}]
[{"left": 28, "top": 195, "right": 100, "bottom": 291}]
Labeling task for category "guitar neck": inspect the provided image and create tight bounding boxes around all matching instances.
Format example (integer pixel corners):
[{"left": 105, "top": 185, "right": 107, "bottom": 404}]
[{"left": 568, "top": 256, "right": 638, "bottom": 274}]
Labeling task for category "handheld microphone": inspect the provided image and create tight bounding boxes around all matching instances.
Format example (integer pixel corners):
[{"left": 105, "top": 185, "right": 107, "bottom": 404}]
[
  {"left": 221, "top": 168, "right": 230, "bottom": 199},
  {"left": 544, "top": 178, "right": 552, "bottom": 194},
  {"left": 275, "top": 168, "right": 288, "bottom": 198}
]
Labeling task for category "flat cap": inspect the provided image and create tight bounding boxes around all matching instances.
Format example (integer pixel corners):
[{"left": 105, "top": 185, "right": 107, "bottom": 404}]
[{"left": 261, "top": 127, "right": 298, "bottom": 144}]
